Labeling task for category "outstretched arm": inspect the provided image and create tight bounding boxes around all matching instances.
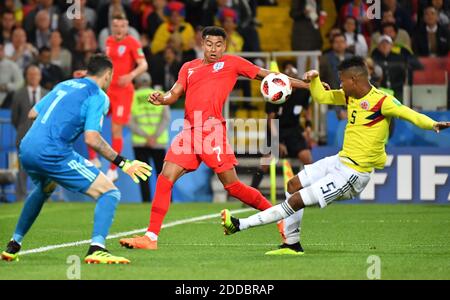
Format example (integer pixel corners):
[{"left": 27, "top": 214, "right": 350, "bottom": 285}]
[
  {"left": 148, "top": 82, "right": 184, "bottom": 106},
  {"left": 256, "top": 68, "right": 310, "bottom": 90},
  {"left": 304, "top": 70, "right": 346, "bottom": 105},
  {"left": 382, "top": 98, "right": 450, "bottom": 133}
]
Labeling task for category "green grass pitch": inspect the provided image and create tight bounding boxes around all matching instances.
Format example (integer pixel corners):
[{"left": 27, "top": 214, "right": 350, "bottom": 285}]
[{"left": 0, "top": 202, "right": 449, "bottom": 280}]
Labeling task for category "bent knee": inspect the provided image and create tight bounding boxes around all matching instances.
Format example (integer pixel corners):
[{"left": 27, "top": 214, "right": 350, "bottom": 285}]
[
  {"left": 86, "top": 173, "right": 118, "bottom": 199},
  {"left": 287, "top": 176, "right": 302, "bottom": 194}
]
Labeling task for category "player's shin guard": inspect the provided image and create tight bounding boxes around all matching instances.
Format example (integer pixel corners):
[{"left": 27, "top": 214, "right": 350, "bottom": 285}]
[
  {"left": 225, "top": 181, "right": 272, "bottom": 211},
  {"left": 283, "top": 209, "right": 304, "bottom": 245},
  {"left": 110, "top": 137, "right": 123, "bottom": 170},
  {"left": 12, "top": 187, "right": 52, "bottom": 243},
  {"left": 239, "top": 201, "right": 296, "bottom": 231},
  {"left": 281, "top": 191, "right": 304, "bottom": 244},
  {"left": 147, "top": 175, "right": 173, "bottom": 236},
  {"left": 91, "top": 190, "right": 121, "bottom": 247}
]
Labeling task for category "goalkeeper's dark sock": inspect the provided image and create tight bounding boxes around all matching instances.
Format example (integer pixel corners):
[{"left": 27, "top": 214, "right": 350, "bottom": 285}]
[
  {"left": 110, "top": 137, "right": 123, "bottom": 170},
  {"left": 250, "top": 169, "right": 265, "bottom": 189},
  {"left": 91, "top": 190, "right": 120, "bottom": 247},
  {"left": 86, "top": 245, "right": 108, "bottom": 256},
  {"left": 147, "top": 175, "right": 173, "bottom": 236},
  {"left": 225, "top": 181, "right": 272, "bottom": 211},
  {"left": 12, "top": 186, "right": 51, "bottom": 244}
]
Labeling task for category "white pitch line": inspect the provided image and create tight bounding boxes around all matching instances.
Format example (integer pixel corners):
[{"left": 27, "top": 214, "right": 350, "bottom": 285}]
[{"left": 20, "top": 208, "right": 253, "bottom": 256}]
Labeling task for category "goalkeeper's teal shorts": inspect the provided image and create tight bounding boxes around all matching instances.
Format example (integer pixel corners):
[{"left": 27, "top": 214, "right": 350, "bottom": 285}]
[{"left": 20, "top": 149, "right": 100, "bottom": 193}]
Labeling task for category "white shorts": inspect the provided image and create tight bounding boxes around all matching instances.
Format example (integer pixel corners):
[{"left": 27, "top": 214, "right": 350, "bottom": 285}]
[{"left": 298, "top": 155, "right": 372, "bottom": 208}]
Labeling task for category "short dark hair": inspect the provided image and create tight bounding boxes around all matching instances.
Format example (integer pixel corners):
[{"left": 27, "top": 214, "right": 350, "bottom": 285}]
[
  {"left": 87, "top": 54, "right": 113, "bottom": 76},
  {"left": 338, "top": 56, "right": 368, "bottom": 76},
  {"left": 381, "top": 22, "right": 398, "bottom": 33},
  {"left": 202, "top": 26, "right": 227, "bottom": 40},
  {"left": 331, "top": 33, "right": 346, "bottom": 44},
  {"left": 23, "top": 63, "right": 40, "bottom": 78},
  {"left": 38, "top": 46, "right": 51, "bottom": 54},
  {"left": 1, "top": 9, "right": 14, "bottom": 17}
]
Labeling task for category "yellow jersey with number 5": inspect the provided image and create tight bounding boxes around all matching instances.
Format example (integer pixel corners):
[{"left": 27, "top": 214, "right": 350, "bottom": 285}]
[{"left": 310, "top": 77, "right": 436, "bottom": 173}]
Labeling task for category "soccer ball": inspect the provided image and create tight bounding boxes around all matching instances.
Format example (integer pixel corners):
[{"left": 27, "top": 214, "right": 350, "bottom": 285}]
[{"left": 260, "top": 73, "right": 292, "bottom": 105}]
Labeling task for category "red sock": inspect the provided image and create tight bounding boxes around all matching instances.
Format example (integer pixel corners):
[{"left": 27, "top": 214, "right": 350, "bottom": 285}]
[
  {"left": 147, "top": 175, "right": 173, "bottom": 235},
  {"left": 225, "top": 181, "right": 272, "bottom": 211},
  {"left": 110, "top": 137, "right": 123, "bottom": 170},
  {"left": 87, "top": 147, "right": 97, "bottom": 160}
]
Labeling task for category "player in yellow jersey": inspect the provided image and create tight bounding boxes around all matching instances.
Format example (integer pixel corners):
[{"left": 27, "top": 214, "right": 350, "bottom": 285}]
[{"left": 220, "top": 56, "right": 450, "bottom": 255}]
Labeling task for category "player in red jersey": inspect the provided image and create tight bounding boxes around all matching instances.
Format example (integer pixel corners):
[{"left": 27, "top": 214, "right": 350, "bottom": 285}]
[
  {"left": 119, "top": 26, "right": 310, "bottom": 250},
  {"left": 88, "top": 14, "right": 148, "bottom": 181}
]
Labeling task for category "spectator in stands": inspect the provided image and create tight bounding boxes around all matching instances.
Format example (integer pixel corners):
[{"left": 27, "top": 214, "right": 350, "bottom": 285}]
[
  {"left": 319, "top": 33, "right": 352, "bottom": 89},
  {"left": 49, "top": 30, "right": 72, "bottom": 78},
  {"left": 371, "top": 18, "right": 412, "bottom": 54},
  {"left": 366, "top": 57, "right": 384, "bottom": 88},
  {"left": 382, "top": 0, "right": 414, "bottom": 33},
  {"left": 11, "top": 64, "right": 48, "bottom": 202},
  {"left": 201, "top": 0, "right": 261, "bottom": 52},
  {"left": 339, "top": 0, "right": 370, "bottom": 35},
  {"left": 325, "top": 27, "right": 344, "bottom": 50},
  {"left": 430, "top": 0, "right": 450, "bottom": 27},
  {"left": 29, "top": 9, "right": 52, "bottom": 50},
  {"left": 65, "top": 13, "right": 100, "bottom": 54},
  {"left": 36, "top": 46, "right": 65, "bottom": 90},
  {"left": 342, "top": 16, "right": 368, "bottom": 57},
  {"left": 219, "top": 8, "right": 244, "bottom": 53},
  {"left": 382, "top": 22, "right": 413, "bottom": 53},
  {"left": 320, "top": 32, "right": 353, "bottom": 121},
  {"left": 415, "top": 6, "right": 450, "bottom": 56},
  {"left": 97, "top": 0, "right": 138, "bottom": 33},
  {"left": 4, "top": 27, "right": 38, "bottom": 71},
  {"left": 236, "top": 0, "right": 261, "bottom": 53},
  {"left": 1, "top": 10, "right": 16, "bottom": 44},
  {"left": 372, "top": 35, "right": 408, "bottom": 100},
  {"left": 151, "top": 1, "right": 194, "bottom": 55},
  {"left": 23, "top": 0, "right": 60, "bottom": 33},
  {"left": 150, "top": 45, "right": 183, "bottom": 91},
  {"left": 0, "top": 0, "right": 23, "bottom": 25},
  {"left": 0, "top": 41, "right": 24, "bottom": 109},
  {"left": 130, "top": 0, "right": 154, "bottom": 33},
  {"left": 146, "top": 0, "right": 167, "bottom": 41},
  {"left": 184, "top": 0, "right": 206, "bottom": 29},
  {"left": 71, "top": 27, "right": 99, "bottom": 73},
  {"left": 59, "top": 0, "right": 97, "bottom": 36},
  {"left": 22, "top": 1, "right": 38, "bottom": 19},
  {"left": 290, "top": 0, "right": 323, "bottom": 76}
]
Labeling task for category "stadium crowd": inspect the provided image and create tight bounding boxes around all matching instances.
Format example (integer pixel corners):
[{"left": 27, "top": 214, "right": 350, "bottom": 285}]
[
  {"left": 0, "top": 0, "right": 449, "bottom": 110},
  {"left": 0, "top": 0, "right": 450, "bottom": 108}
]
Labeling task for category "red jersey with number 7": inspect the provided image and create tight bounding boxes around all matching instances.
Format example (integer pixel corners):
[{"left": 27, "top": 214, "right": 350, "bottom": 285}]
[{"left": 176, "top": 55, "right": 260, "bottom": 127}]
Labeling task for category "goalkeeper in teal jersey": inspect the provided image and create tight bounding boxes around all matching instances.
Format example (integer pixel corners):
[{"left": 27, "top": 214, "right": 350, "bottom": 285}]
[{"left": 1, "top": 54, "right": 152, "bottom": 264}]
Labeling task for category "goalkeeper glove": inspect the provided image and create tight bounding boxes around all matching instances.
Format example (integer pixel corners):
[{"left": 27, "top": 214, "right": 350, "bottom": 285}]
[{"left": 121, "top": 160, "right": 152, "bottom": 183}]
